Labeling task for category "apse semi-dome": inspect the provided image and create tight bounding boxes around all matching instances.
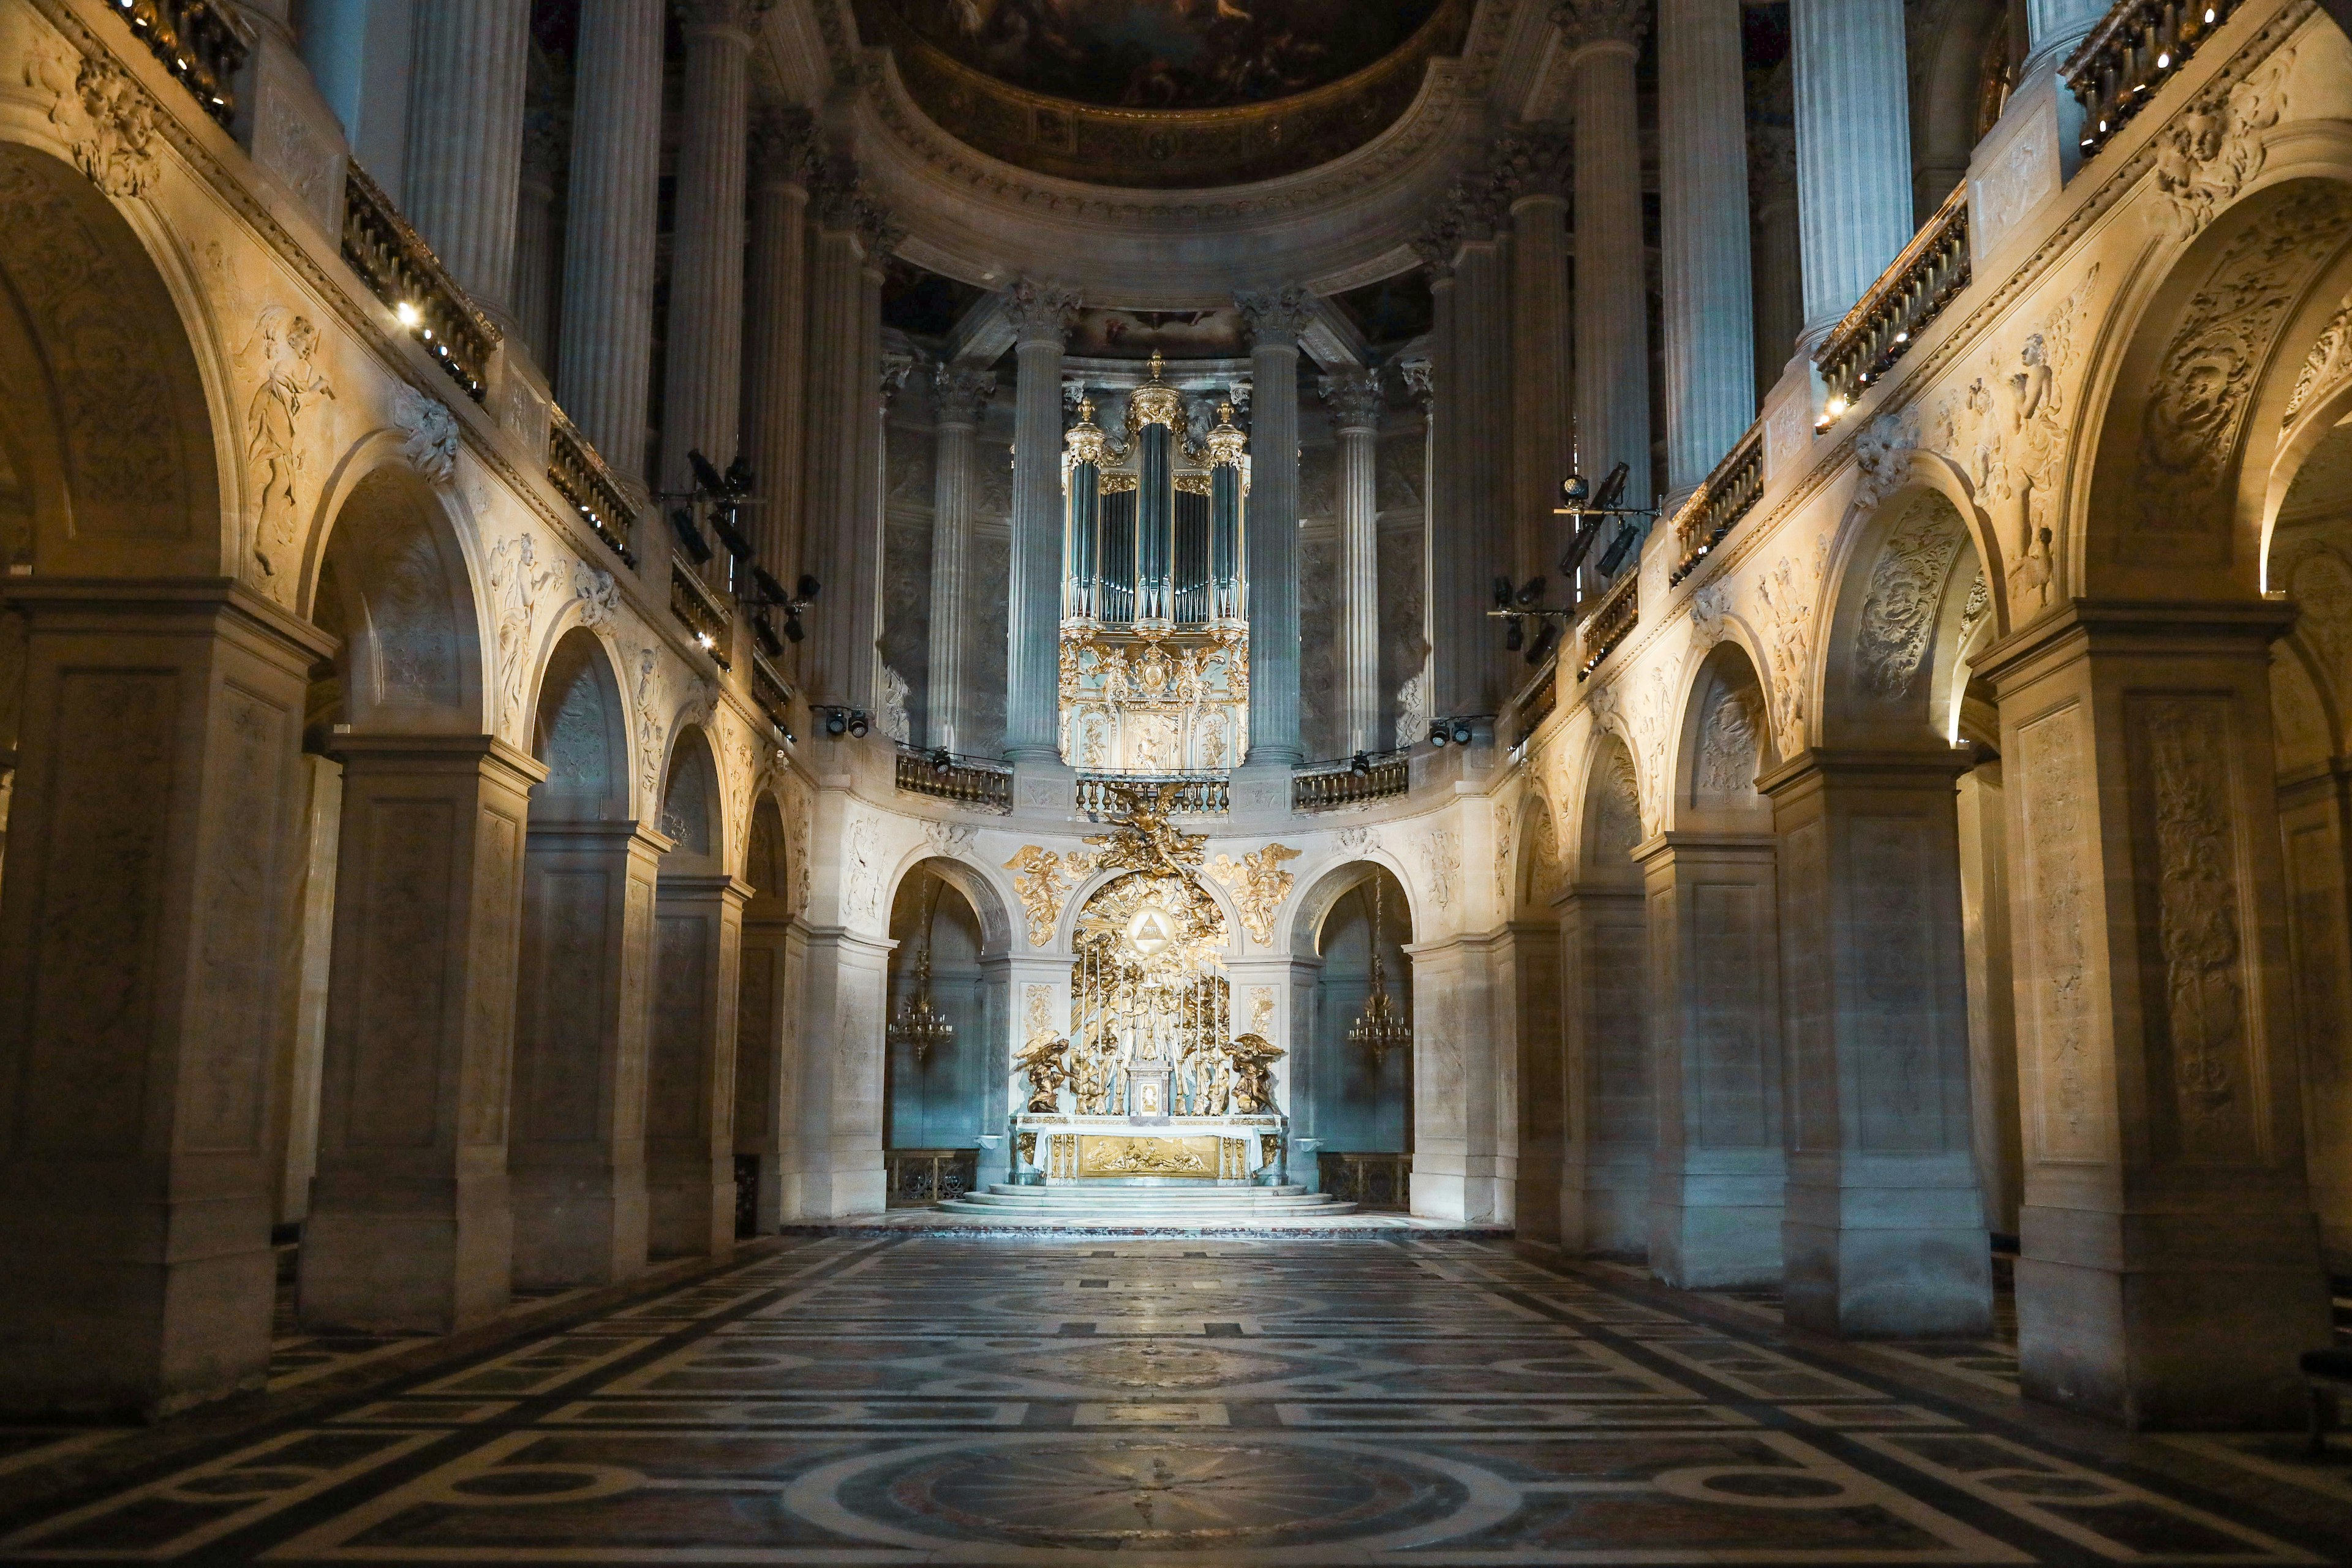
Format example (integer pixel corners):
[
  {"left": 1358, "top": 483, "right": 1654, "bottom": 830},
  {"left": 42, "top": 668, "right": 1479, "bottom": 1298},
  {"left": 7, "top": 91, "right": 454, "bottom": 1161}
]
[{"left": 854, "top": 0, "right": 1471, "bottom": 187}]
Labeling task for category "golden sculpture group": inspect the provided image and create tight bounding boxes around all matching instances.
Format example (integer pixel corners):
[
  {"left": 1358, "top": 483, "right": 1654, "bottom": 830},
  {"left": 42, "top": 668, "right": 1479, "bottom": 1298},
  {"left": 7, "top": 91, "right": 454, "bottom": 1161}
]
[{"left": 1012, "top": 783, "right": 1284, "bottom": 1120}]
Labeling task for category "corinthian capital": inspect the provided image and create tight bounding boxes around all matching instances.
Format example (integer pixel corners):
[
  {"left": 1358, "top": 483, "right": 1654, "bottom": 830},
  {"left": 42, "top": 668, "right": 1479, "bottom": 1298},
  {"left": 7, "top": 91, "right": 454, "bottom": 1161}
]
[
  {"left": 748, "top": 104, "right": 820, "bottom": 187},
  {"left": 812, "top": 160, "right": 900, "bottom": 256},
  {"left": 1493, "top": 126, "right": 1574, "bottom": 202},
  {"left": 679, "top": 0, "right": 761, "bottom": 36},
  {"left": 933, "top": 364, "right": 998, "bottom": 426},
  {"left": 1552, "top": 0, "right": 1648, "bottom": 53},
  {"left": 1006, "top": 278, "right": 1082, "bottom": 347},
  {"left": 1235, "top": 285, "right": 1314, "bottom": 350},
  {"left": 1319, "top": 370, "right": 1384, "bottom": 431}
]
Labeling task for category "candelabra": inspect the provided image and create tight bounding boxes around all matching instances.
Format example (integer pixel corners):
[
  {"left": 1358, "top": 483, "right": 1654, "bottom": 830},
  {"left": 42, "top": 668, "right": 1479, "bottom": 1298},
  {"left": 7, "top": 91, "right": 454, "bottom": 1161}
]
[
  {"left": 889, "top": 885, "right": 956, "bottom": 1068},
  {"left": 1346, "top": 879, "right": 1412, "bottom": 1072}
]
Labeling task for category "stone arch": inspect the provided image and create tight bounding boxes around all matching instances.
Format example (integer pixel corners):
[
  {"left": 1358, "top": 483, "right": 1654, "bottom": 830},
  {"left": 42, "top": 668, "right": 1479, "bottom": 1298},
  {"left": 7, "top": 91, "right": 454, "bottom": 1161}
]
[
  {"left": 1059, "top": 859, "right": 1246, "bottom": 960},
  {"left": 744, "top": 790, "right": 792, "bottom": 915},
  {"left": 657, "top": 723, "right": 723, "bottom": 871},
  {"left": 884, "top": 846, "right": 1016, "bottom": 961},
  {"left": 1818, "top": 486, "right": 1985, "bottom": 750},
  {"left": 1293, "top": 860, "right": 1415, "bottom": 1189},
  {"left": 1574, "top": 729, "right": 1643, "bottom": 888},
  {"left": 1514, "top": 786, "right": 1565, "bottom": 917},
  {"left": 529, "top": 626, "right": 630, "bottom": 822},
  {"left": 0, "top": 140, "right": 223, "bottom": 581},
  {"left": 311, "top": 464, "right": 487, "bottom": 734},
  {"left": 1670, "top": 640, "right": 1773, "bottom": 830},
  {"left": 2084, "top": 172, "right": 2352, "bottom": 600},
  {"left": 1288, "top": 851, "right": 1423, "bottom": 956},
  {"left": 883, "top": 860, "right": 995, "bottom": 1167}
]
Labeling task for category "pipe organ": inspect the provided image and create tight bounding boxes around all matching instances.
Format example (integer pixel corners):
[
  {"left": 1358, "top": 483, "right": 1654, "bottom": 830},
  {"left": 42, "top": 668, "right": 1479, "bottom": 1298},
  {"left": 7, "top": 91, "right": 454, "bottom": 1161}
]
[{"left": 1059, "top": 353, "right": 1251, "bottom": 773}]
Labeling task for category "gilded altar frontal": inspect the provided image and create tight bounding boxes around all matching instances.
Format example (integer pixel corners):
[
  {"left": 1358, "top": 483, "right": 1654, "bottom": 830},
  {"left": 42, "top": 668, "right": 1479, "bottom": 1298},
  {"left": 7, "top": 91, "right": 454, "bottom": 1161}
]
[{"left": 1, "top": 0, "right": 2351, "bottom": 1556}]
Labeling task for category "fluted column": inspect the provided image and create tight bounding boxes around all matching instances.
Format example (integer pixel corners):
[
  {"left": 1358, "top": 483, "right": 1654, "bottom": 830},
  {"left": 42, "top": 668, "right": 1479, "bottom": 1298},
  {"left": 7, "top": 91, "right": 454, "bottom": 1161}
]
[
  {"left": 1418, "top": 189, "right": 1512, "bottom": 723},
  {"left": 1558, "top": 0, "right": 1652, "bottom": 519},
  {"left": 511, "top": 75, "right": 564, "bottom": 363},
  {"left": 1659, "top": 0, "right": 1757, "bottom": 491},
  {"left": 1005, "top": 279, "right": 1080, "bottom": 764},
  {"left": 742, "top": 109, "right": 817, "bottom": 575},
  {"left": 1502, "top": 131, "right": 1573, "bottom": 587},
  {"left": 657, "top": 0, "right": 756, "bottom": 497},
  {"left": 1321, "top": 371, "right": 1383, "bottom": 757},
  {"left": 557, "top": 0, "right": 665, "bottom": 481},
  {"left": 1749, "top": 91, "right": 1803, "bottom": 386},
  {"left": 401, "top": 0, "right": 529, "bottom": 319},
  {"left": 929, "top": 366, "right": 995, "bottom": 753},
  {"left": 1237, "top": 287, "right": 1311, "bottom": 771},
  {"left": 1791, "top": 0, "right": 1913, "bottom": 333},
  {"left": 803, "top": 173, "right": 894, "bottom": 711},
  {"left": 2024, "top": 0, "right": 2110, "bottom": 72}
]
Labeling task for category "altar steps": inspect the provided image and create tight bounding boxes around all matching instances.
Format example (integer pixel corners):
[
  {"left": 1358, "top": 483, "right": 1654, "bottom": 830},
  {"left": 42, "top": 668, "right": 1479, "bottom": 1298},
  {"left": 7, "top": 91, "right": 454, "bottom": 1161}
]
[{"left": 940, "top": 1182, "right": 1359, "bottom": 1223}]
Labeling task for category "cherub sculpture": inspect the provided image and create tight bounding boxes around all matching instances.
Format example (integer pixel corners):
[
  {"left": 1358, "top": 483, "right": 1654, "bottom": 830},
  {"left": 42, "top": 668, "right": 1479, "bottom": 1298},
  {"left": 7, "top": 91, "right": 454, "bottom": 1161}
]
[
  {"left": 1226, "top": 1032, "right": 1286, "bottom": 1115},
  {"left": 1013, "top": 1030, "right": 1070, "bottom": 1114}
]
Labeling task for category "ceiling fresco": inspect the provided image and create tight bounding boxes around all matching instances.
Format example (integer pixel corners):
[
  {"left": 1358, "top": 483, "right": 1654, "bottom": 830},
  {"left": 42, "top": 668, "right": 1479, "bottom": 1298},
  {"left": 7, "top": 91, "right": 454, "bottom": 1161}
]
[{"left": 879, "top": 0, "right": 1445, "bottom": 111}]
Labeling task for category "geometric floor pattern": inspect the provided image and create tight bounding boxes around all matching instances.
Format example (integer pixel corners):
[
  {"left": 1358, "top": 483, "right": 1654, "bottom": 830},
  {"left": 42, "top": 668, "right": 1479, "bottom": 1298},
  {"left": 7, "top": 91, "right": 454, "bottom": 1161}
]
[{"left": 3, "top": 1236, "right": 2348, "bottom": 1563}]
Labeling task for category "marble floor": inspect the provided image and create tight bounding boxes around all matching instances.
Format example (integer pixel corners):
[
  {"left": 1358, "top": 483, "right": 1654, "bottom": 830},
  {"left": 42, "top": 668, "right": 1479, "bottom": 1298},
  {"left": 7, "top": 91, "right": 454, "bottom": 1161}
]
[{"left": 2, "top": 1236, "right": 2349, "bottom": 1564}]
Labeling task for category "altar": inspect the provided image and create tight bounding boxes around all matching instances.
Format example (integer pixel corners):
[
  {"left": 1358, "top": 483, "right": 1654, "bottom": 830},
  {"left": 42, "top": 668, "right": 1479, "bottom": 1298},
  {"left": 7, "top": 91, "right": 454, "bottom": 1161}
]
[{"left": 1011, "top": 1112, "right": 1286, "bottom": 1185}]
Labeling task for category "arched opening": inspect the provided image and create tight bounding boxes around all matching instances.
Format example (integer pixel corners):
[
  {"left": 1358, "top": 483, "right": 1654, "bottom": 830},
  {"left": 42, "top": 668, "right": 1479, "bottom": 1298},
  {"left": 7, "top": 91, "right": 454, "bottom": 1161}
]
[
  {"left": 0, "top": 141, "right": 312, "bottom": 1415},
  {"left": 735, "top": 791, "right": 796, "bottom": 1234},
  {"left": 510, "top": 627, "right": 653, "bottom": 1287},
  {"left": 1562, "top": 731, "right": 1650, "bottom": 1257},
  {"left": 883, "top": 864, "right": 990, "bottom": 1204},
  {"left": 302, "top": 462, "right": 531, "bottom": 1336},
  {"left": 1298, "top": 864, "right": 1414, "bottom": 1209},
  {"left": 646, "top": 723, "right": 741, "bottom": 1259}
]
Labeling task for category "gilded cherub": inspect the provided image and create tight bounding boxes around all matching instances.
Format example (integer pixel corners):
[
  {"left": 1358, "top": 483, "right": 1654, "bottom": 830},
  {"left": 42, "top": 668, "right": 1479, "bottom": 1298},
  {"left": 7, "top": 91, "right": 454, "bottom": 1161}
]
[
  {"left": 1013, "top": 1030, "right": 1071, "bottom": 1114},
  {"left": 1226, "top": 1031, "right": 1286, "bottom": 1115}
]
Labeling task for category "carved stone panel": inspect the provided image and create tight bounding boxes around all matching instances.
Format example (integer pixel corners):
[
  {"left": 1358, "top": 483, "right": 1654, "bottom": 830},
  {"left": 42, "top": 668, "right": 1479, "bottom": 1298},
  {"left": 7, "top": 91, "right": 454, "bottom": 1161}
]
[{"left": 2015, "top": 702, "right": 2100, "bottom": 1161}]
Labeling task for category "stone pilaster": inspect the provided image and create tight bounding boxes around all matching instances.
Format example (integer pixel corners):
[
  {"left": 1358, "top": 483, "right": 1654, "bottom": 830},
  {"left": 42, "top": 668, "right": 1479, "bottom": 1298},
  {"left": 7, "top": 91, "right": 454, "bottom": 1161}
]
[
  {"left": 742, "top": 108, "right": 818, "bottom": 573},
  {"left": 804, "top": 174, "right": 895, "bottom": 711},
  {"left": 1560, "top": 884, "right": 1652, "bottom": 1253},
  {"left": 1320, "top": 369, "right": 1384, "bottom": 757},
  {"left": 511, "top": 74, "right": 565, "bottom": 360},
  {"left": 1507, "top": 918, "right": 1567, "bottom": 1243},
  {"left": 788, "top": 927, "right": 894, "bottom": 1217},
  {"left": 1764, "top": 751, "right": 1992, "bottom": 1337},
  {"left": 1790, "top": 0, "right": 1913, "bottom": 332},
  {"left": 1237, "top": 287, "right": 1313, "bottom": 770},
  {"left": 734, "top": 881, "right": 806, "bottom": 1232},
  {"left": 1500, "top": 130, "right": 1574, "bottom": 586},
  {"left": 657, "top": 0, "right": 756, "bottom": 497},
  {"left": 303, "top": 735, "right": 546, "bottom": 1334},
  {"left": 557, "top": 0, "right": 665, "bottom": 481},
  {"left": 646, "top": 873, "right": 748, "bottom": 1257},
  {"left": 510, "top": 821, "right": 668, "bottom": 1287},
  {"left": 1659, "top": 0, "right": 1756, "bottom": 490},
  {"left": 929, "top": 366, "right": 996, "bottom": 753},
  {"left": 1978, "top": 605, "right": 2331, "bottom": 1427},
  {"left": 1638, "top": 831, "right": 1786, "bottom": 1287},
  {"left": 1005, "top": 279, "right": 1080, "bottom": 766},
  {"left": 1556, "top": 0, "right": 1651, "bottom": 514},
  {"left": 1406, "top": 931, "right": 1516, "bottom": 1225},
  {"left": 0, "top": 582, "right": 332, "bottom": 1415},
  {"left": 1416, "top": 198, "right": 1511, "bottom": 726},
  {"left": 401, "top": 0, "right": 530, "bottom": 319}
]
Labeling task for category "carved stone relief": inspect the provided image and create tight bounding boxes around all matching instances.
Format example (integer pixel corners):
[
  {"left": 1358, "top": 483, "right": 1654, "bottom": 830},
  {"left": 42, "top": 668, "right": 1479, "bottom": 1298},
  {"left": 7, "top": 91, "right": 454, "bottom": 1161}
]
[
  {"left": 244, "top": 307, "right": 336, "bottom": 582},
  {"left": 392, "top": 383, "right": 460, "bottom": 486},
  {"left": 1695, "top": 679, "right": 1762, "bottom": 799},
  {"left": 487, "top": 534, "right": 559, "bottom": 739},
  {"left": 571, "top": 562, "right": 618, "bottom": 630},
  {"left": 1856, "top": 503, "right": 1967, "bottom": 699},
  {"left": 2283, "top": 286, "right": 2352, "bottom": 429},
  {"left": 25, "top": 47, "right": 160, "bottom": 200},
  {"left": 632, "top": 646, "right": 669, "bottom": 804},
  {"left": 924, "top": 818, "right": 978, "bottom": 862},
  {"left": 1417, "top": 827, "right": 1460, "bottom": 914},
  {"left": 1491, "top": 800, "right": 1515, "bottom": 906},
  {"left": 1206, "top": 843, "right": 1302, "bottom": 945},
  {"left": 2017, "top": 702, "right": 2096, "bottom": 1156},
  {"left": 1004, "top": 844, "right": 1093, "bottom": 947},
  {"left": 842, "top": 811, "right": 883, "bottom": 927},
  {"left": 2150, "top": 51, "right": 2291, "bottom": 240},
  {"left": 1848, "top": 413, "right": 1917, "bottom": 515},
  {"left": 1754, "top": 538, "right": 1825, "bottom": 754}
]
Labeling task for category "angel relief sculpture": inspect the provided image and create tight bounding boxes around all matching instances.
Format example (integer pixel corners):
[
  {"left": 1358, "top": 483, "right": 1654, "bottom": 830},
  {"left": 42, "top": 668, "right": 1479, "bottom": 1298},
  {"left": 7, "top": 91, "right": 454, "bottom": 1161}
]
[{"left": 1014, "top": 1029, "right": 1071, "bottom": 1113}]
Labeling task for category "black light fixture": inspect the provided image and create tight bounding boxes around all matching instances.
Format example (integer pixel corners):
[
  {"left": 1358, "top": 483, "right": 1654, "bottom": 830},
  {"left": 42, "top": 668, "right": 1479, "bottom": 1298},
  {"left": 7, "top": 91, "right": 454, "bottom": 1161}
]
[
  {"left": 1428, "top": 720, "right": 1450, "bottom": 748},
  {"left": 932, "top": 747, "right": 953, "bottom": 775},
  {"left": 669, "top": 505, "right": 714, "bottom": 564},
  {"left": 1350, "top": 751, "right": 1371, "bottom": 777},
  {"left": 825, "top": 708, "right": 848, "bottom": 736},
  {"left": 751, "top": 610, "right": 783, "bottom": 657},
  {"left": 1450, "top": 718, "right": 1474, "bottom": 747},
  {"left": 848, "top": 710, "right": 870, "bottom": 739}
]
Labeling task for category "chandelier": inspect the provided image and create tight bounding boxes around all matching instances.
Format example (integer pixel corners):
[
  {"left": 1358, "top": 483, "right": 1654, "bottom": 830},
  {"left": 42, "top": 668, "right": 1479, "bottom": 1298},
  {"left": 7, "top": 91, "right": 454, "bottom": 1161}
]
[
  {"left": 1346, "top": 878, "right": 1411, "bottom": 1071},
  {"left": 888, "top": 884, "right": 956, "bottom": 1068}
]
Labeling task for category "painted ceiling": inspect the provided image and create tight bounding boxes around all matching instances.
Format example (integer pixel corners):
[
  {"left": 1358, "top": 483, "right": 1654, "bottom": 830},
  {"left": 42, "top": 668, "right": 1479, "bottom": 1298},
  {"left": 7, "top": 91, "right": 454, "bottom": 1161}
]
[{"left": 876, "top": 0, "right": 1446, "bottom": 110}]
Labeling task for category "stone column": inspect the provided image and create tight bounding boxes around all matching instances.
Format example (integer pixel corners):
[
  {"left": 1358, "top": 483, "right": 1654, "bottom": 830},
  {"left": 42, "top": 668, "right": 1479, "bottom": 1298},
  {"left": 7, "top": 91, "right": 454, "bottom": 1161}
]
[
  {"left": 1320, "top": 369, "right": 1383, "bottom": 756},
  {"left": 400, "top": 0, "right": 529, "bottom": 318},
  {"left": 303, "top": 735, "right": 545, "bottom": 1333},
  {"left": 734, "top": 881, "right": 806, "bottom": 1232},
  {"left": 557, "top": 0, "right": 665, "bottom": 481},
  {"left": 1638, "top": 831, "right": 1785, "bottom": 1286},
  {"left": 1559, "top": 883, "right": 1651, "bottom": 1253},
  {"left": 1004, "top": 279, "right": 1080, "bottom": 766},
  {"left": 1502, "top": 130, "right": 1573, "bottom": 584},
  {"left": 657, "top": 1, "right": 756, "bottom": 497},
  {"left": 1790, "top": 0, "right": 1913, "bottom": 333},
  {"left": 802, "top": 176, "right": 893, "bottom": 711},
  {"left": 1507, "top": 918, "right": 1567, "bottom": 1243},
  {"left": 1748, "top": 107, "right": 1804, "bottom": 390},
  {"left": 511, "top": 77, "right": 564, "bottom": 363},
  {"left": 1558, "top": 0, "right": 1651, "bottom": 515},
  {"left": 1659, "top": 0, "right": 1756, "bottom": 491},
  {"left": 0, "top": 583, "right": 331, "bottom": 1414},
  {"left": 1980, "top": 605, "right": 2331, "bottom": 1427},
  {"left": 1440, "top": 224, "right": 1514, "bottom": 717},
  {"left": 2023, "top": 0, "right": 2111, "bottom": 72},
  {"left": 1763, "top": 752, "right": 1991, "bottom": 1337},
  {"left": 929, "top": 366, "right": 997, "bottom": 753},
  {"left": 1406, "top": 932, "right": 1515, "bottom": 1224},
  {"left": 646, "top": 873, "right": 748, "bottom": 1257},
  {"left": 742, "top": 109, "right": 817, "bottom": 574},
  {"left": 790, "top": 929, "right": 893, "bottom": 1216},
  {"left": 508, "top": 822, "right": 668, "bottom": 1286},
  {"left": 1237, "top": 287, "right": 1312, "bottom": 771}
]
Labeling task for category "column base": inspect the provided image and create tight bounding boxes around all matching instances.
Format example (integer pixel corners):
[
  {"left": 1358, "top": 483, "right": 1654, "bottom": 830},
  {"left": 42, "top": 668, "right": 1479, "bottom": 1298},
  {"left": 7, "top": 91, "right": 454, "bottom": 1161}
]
[
  {"left": 301, "top": 1166, "right": 513, "bottom": 1334},
  {"left": 1409, "top": 1158, "right": 1513, "bottom": 1226},
  {"left": 2016, "top": 1204, "right": 2331, "bottom": 1428},
  {"left": 646, "top": 1163, "right": 735, "bottom": 1258},
  {"left": 1650, "top": 1151, "right": 1784, "bottom": 1287},
  {"left": 511, "top": 1165, "right": 648, "bottom": 1287},
  {"left": 1783, "top": 1153, "right": 1992, "bottom": 1337}
]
